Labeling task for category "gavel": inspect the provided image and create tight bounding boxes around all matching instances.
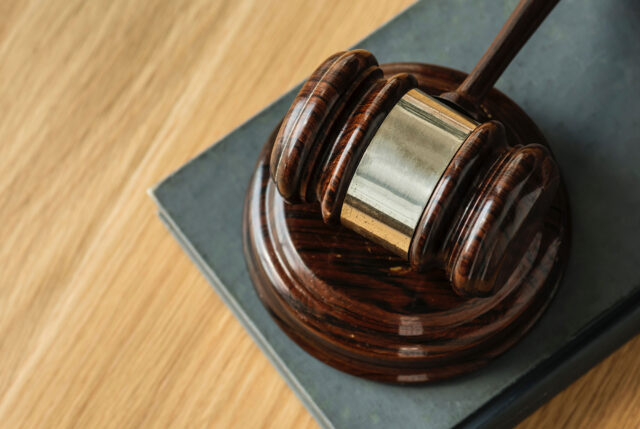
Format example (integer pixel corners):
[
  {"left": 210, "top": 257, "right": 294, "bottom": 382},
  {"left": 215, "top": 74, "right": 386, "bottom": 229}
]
[
  {"left": 244, "top": 0, "right": 570, "bottom": 383},
  {"left": 269, "top": 0, "right": 562, "bottom": 297}
]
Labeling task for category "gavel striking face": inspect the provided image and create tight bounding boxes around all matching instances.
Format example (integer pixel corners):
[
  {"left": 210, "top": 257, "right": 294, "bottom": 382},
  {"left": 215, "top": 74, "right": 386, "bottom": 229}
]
[{"left": 270, "top": 50, "right": 560, "bottom": 297}]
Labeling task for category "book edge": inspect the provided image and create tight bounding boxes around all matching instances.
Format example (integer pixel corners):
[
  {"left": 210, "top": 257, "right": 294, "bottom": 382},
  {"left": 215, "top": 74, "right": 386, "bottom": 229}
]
[
  {"left": 459, "top": 287, "right": 640, "bottom": 428},
  {"left": 153, "top": 201, "right": 335, "bottom": 429}
]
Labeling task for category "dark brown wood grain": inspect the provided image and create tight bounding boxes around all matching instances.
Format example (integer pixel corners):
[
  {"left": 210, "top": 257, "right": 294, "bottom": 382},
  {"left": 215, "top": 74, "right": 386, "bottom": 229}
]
[
  {"left": 447, "top": 143, "right": 560, "bottom": 296},
  {"left": 269, "top": 49, "right": 418, "bottom": 223},
  {"left": 316, "top": 73, "right": 416, "bottom": 223},
  {"left": 408, "top": 121, "right": 507, "bottom": 272},
  {"left": 270, "top": 49, "right": 384, "bottom": 203},
  {"left": 269, "top": 48, "right": 565, "bottom": 298},
  {"left": 242, "top": 63, "right": 570, "bottom": 383}
]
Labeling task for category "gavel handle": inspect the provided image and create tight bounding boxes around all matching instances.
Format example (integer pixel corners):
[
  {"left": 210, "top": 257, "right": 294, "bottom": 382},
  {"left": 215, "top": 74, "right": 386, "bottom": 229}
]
[{"left": 444, "top": 0, "right": 560, "bottom": 110}]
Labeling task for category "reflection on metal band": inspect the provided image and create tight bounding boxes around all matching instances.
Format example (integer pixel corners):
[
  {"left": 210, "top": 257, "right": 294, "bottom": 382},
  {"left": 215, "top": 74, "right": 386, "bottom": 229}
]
[{"left": 340, "top": 89, "right": 478, "bottom": 258}]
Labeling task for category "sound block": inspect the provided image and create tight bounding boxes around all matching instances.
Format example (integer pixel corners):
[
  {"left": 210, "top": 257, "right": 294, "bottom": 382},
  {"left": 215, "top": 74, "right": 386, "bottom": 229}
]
[{"left": 243, "top": 63, "right": 570, "bottom": 384}]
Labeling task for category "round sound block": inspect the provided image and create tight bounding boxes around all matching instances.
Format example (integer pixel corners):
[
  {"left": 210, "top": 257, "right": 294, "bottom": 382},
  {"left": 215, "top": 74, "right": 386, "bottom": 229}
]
[{"left": 243, "top": 63, "right": 570, "bottom": 384}]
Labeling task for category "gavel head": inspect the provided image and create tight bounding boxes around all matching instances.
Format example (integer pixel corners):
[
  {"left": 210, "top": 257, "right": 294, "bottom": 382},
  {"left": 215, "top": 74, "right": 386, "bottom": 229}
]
[{"left": 270, "top": 50, "right": 560, "bottom": 297}]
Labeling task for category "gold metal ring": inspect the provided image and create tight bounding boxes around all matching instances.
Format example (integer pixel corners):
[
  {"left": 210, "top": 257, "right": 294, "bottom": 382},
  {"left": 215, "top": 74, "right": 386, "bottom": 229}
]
[{"left": 340, "top": 89, "right": 478, "bottom": 258}]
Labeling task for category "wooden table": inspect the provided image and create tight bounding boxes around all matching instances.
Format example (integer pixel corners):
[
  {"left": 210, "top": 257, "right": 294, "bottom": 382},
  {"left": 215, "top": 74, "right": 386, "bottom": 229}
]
[{"left": 1, "top": 0, "right": 638, "bottom": 427}]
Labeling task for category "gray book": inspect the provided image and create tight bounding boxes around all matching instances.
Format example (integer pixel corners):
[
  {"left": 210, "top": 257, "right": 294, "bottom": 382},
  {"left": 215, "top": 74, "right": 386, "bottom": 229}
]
[{"left": 150, "top": 1, "right": 640, "bottom": 427}]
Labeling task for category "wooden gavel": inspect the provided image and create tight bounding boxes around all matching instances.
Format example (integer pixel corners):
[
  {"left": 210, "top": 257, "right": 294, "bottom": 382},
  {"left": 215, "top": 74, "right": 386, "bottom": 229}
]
[
  {"left": 269, "top": 0, "right": 562, "bottom": 297},
  {"left": 244, "top": 0, "right": 570, "bottom": 383}
]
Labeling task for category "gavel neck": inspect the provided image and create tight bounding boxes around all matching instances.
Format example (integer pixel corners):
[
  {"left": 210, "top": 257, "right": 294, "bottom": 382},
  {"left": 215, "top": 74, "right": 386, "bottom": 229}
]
[
  {"left": 440, "top": 0, "right": 561, "bottom": 121},
  {"left": 437, "top": 91, "right": 488, "bottom": 122}
]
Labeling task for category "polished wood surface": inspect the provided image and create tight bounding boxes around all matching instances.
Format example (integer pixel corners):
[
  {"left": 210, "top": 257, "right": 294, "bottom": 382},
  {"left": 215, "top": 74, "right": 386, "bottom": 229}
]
[
  {"left": 245, "top": 61, "right": 569, "bottom": 382},
  {"left": 1, "top": 0, "right": 638, "bottom": 426},
  {"left": 270, "top": 50, "right": 384, "bottom": 205},
  {"left": 269, "top": 48, "right": 566, "bottom": 297}
]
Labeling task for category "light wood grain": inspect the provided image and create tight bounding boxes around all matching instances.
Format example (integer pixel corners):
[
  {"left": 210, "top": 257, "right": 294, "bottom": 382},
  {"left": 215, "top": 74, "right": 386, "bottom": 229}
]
[{"left": 0, "top": 0, "right": 637, "bottom": 428}]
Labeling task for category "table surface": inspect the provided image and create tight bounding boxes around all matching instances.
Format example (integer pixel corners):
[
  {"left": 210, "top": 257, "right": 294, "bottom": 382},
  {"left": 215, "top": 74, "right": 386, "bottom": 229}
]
[{"left": 1, "top": 0, "right": 639, "bottom": 427}]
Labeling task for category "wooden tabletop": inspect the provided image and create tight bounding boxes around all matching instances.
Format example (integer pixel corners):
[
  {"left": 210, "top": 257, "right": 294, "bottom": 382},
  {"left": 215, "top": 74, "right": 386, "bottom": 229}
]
[{"left": 1, "top": 0, "right": 638, "bottom": 427}]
